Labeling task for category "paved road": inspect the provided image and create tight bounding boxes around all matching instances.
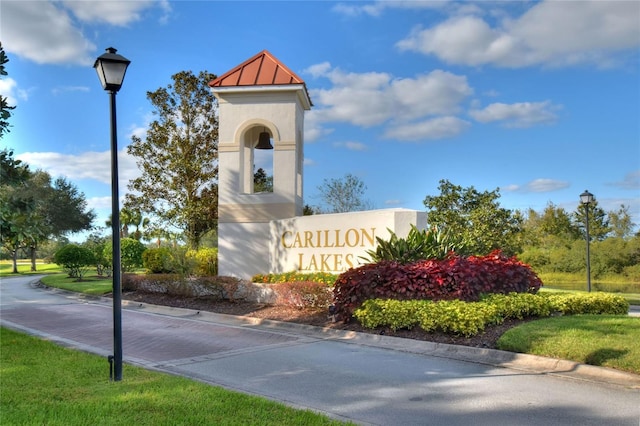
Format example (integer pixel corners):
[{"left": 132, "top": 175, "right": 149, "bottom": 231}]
[{"left": 1, "top": 275, "right": 639, "bottom": 426}]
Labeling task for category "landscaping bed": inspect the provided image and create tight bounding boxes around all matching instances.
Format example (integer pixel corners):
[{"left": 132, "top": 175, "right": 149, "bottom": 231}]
[{"left": 121, "top": 291, "right": 534, "bottom": 349}]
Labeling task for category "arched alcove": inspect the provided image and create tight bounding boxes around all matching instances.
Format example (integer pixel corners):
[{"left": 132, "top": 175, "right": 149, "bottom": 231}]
[{"left": 237, "top": 121, "right": 279, "bottom": 194}]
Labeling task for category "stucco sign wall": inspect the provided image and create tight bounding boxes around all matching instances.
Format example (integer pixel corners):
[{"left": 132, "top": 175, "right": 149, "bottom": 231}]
[{"left": 269, "top": 209, "right": 426, "bottom": 274}]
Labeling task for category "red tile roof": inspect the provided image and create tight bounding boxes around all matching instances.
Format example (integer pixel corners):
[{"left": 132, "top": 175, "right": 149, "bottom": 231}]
[{"left": 209, "top": 50, "right": 305, "bottom": 87}]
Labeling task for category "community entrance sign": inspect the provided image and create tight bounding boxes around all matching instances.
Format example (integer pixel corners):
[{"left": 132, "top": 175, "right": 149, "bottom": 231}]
[
  {"left": 271, "top": 209, "right": 425, "bottom": 274},
  {"left": 211, "top": 51, "right": 424, "bottom": 279}
]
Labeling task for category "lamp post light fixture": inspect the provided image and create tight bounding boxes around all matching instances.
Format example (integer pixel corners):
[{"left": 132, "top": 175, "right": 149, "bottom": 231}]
[
  {"left": 580, "top": 190, "right": 594, "bottom": 293},
  {"left": 94, "top": 47, "right": 130, "bottom": 382}
]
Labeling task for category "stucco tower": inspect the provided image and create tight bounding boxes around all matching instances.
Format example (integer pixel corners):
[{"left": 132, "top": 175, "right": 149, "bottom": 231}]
[{"left": 209, "top": 50, "right": 312, "bottom": 278}]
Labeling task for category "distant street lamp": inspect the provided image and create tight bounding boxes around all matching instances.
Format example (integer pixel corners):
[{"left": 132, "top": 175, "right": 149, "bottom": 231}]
[
  {"left": 580, "top": 190, "right": 594, "bottom": 293},
  {"left": 94, "top": 47, "right": 130, "bottom": 382}
]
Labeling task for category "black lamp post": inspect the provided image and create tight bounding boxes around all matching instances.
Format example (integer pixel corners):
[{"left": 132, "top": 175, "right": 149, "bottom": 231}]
[
  {"left": 94, "top": 47, "right": 130, "bottom": 381},
  {"left": 580, "top": 190, "right": 594, "bottom": 293}
]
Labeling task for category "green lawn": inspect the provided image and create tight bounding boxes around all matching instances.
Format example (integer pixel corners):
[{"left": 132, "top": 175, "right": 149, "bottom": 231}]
[
  {"left": 40, "top": 273, "right": 113, "bottom": 295},
  {"left": 497, "top": 315, "right": 640, "bottom": 374},
  {"left": 0, "top": 260, "right": 62, "bottom": 275},
  {"left": 0, "top": 328, "right": 349, "bottom": 426}
]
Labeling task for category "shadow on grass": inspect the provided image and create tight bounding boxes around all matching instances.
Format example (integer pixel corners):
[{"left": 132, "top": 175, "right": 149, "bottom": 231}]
[{"left": 585, "top": 348, "right": 629, "bottom": 366}]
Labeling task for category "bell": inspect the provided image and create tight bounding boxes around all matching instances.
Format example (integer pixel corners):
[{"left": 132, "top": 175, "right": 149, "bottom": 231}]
[{"left": 256, "top": 131, "right": 273, "bottom": 150}]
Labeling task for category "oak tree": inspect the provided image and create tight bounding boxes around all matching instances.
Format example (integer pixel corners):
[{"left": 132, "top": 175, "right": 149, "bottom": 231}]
[
  {"left": 1, "top": 151, "right": 94, "bottom": 271},
  {"left": 126, "top": 70, "right": 219, "bottom": 249},
  {"left": 423, "top": 179, "right": 522, "bottom": 256}
]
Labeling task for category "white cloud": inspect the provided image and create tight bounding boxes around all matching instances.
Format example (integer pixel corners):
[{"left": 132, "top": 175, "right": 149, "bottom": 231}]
[
  {"left": 303, "top": 110, "right": 334, "bottom": 142},
  {"left": 309, "top": 69, "right": 394, "bottom": 127},
  {"left": 608, "top": 170, "right": 640, "bottom": 190},
  {"left": 1, "top": 0, "right": 167, "bottom": 66},
  {"left": 505, "top": 179, "right": 570, "bottom": 193},
  {"left": 87, "top": 196, "right": 114, "bottom": 210},
  {"left": 333, "top": 1, "right": 446, "bottom": 17},
  {"left": 397, "top": 16, "right": 517, "bottom": 66},
  {"left": 305, "top": 62, "right": 332, "bottom": 78},
  {"left": 333, "top": 141, "right": 368, "bottom": 151},
  {"left": 1, "top": 1, "right": 96, "bottom": 65},
  {"left": 51, "top": 86, "right": 90, "bottom": 96},
  {"left": 469, "top": 101, "right": 560, "bottom": 128},
  {"left": 16, "top": 150, "right": 140, "bottom": 186},
  {"left": 396, "top": 1, "right": 640, "bottom": 68},
  {"left": 307, "top": 64, "right": 473, "bottom": 141},
  {"left": 502, "top": 184, "right": 520, "bottom": 192},
  {"left": 62, "top": 0, "right": 165, "bottom": 26},
  {"left": 0, "top": 78, "right": 34, "bottom": 106},
  {"left": 0, "top": 78, "right": 19, "bottom": 106},
  {"left": 129, "top": 125, "right": 148, "bottom": 141},
  {"left": 384, "top": 116, "right": 470, "bottom": 141}
]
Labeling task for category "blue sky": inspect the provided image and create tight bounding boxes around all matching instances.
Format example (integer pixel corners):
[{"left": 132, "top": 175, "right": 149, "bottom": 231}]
[{"left": 2, "top": 0, "right": 639, "bottom": 240}]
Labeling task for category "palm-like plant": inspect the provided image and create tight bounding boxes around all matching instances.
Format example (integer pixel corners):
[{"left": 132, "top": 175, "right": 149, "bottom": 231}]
[{"left": 361, "top": 225, "right": 469, "bottom": 264}]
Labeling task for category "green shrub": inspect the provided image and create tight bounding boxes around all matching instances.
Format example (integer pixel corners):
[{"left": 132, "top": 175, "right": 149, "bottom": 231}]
[
  {"left": 252, "top": 271, "right": 337, "bottom": 285},
  {"left": 103, "top": 238, "right": 146, "bottom": 273},
  {"left": 429, "top": 300, "right": 496, "bottom": 336},
  {"left": 143, "top": 247, "right": 173, "bottom": 274},
  {"left": 361, "top": 225, "right": 468, "bottom": 264},
  {"left": 143, "top": 247, "right": 216, "bottom": 276},
  {"left": 81, "top": 238, "right": 110, "bottom": 276},
  {"left": 481, "top": 293, "right": 553, "bottom": 319},
  {"left": 355, "top": 299, "right": 427, "bottom": 330},
  {"left": 542, "top": 292, "right": 629, "bottom": 315},
  {"left": 166, "top": 246, "right": 197, "bottom": 275},
  {"left": 186, "top": 247, "right": 218, "bottom": 276},
  {"left": 355, "top": 298, "right": 495, "bottom": 337},
  {"left": 121, "top": 239, "right": 146, "bottom": 272},
  {"left": 53, "top": 245, "right": 95, "bottom": 280},
  {"left": 353, "top": 292, "right": 629, "bottom": 338}
]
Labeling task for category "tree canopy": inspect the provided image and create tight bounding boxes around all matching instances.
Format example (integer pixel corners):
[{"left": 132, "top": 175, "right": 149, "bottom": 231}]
[
  {"left": 521, "top": 203, "right": 581, "bottom": 248},
  {"left": 253, "top": 167, "right": 273, "bottom": 193},
  {"left": 0, "top": 150, "right": 95, "bottom": 271},
  {"left": 0, "top": 42, "right": 15, "bottom": 139},
  {"left": 608, "top": 204, "right": 635, "bottom": 239},
  {"left": 317, "top": 173, "right": 372, "bottom": 213},
  {"left": 126, "top": 70, "right": 219, "bottom": 249},
  {"left": 423, "top": 179, "right": 522, "bottom": 256},
  {"left": 573, "top": 198, "right": 610, "bottom": 241}
]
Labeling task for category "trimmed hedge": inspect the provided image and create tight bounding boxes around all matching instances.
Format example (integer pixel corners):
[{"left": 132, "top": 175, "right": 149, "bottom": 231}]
[
  {"left": 353, "top": 292, "right": 629, "bottom": 337},
  {"left": 252, "top": 271, "right": 337, "bottom": 285},
  {"left": 334, "top": 250, "right": 542, "bottom": 320}
]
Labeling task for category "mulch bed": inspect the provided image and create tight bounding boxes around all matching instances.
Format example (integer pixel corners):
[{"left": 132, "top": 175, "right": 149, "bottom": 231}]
[{"left": 122, "top": 291, "right": 532, "bottom": 349}]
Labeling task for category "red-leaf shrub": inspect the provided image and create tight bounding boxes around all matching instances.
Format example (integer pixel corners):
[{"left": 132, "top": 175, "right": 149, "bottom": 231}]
[{"left": 333, "top": 250, "right": 542, "bottom": 320}]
